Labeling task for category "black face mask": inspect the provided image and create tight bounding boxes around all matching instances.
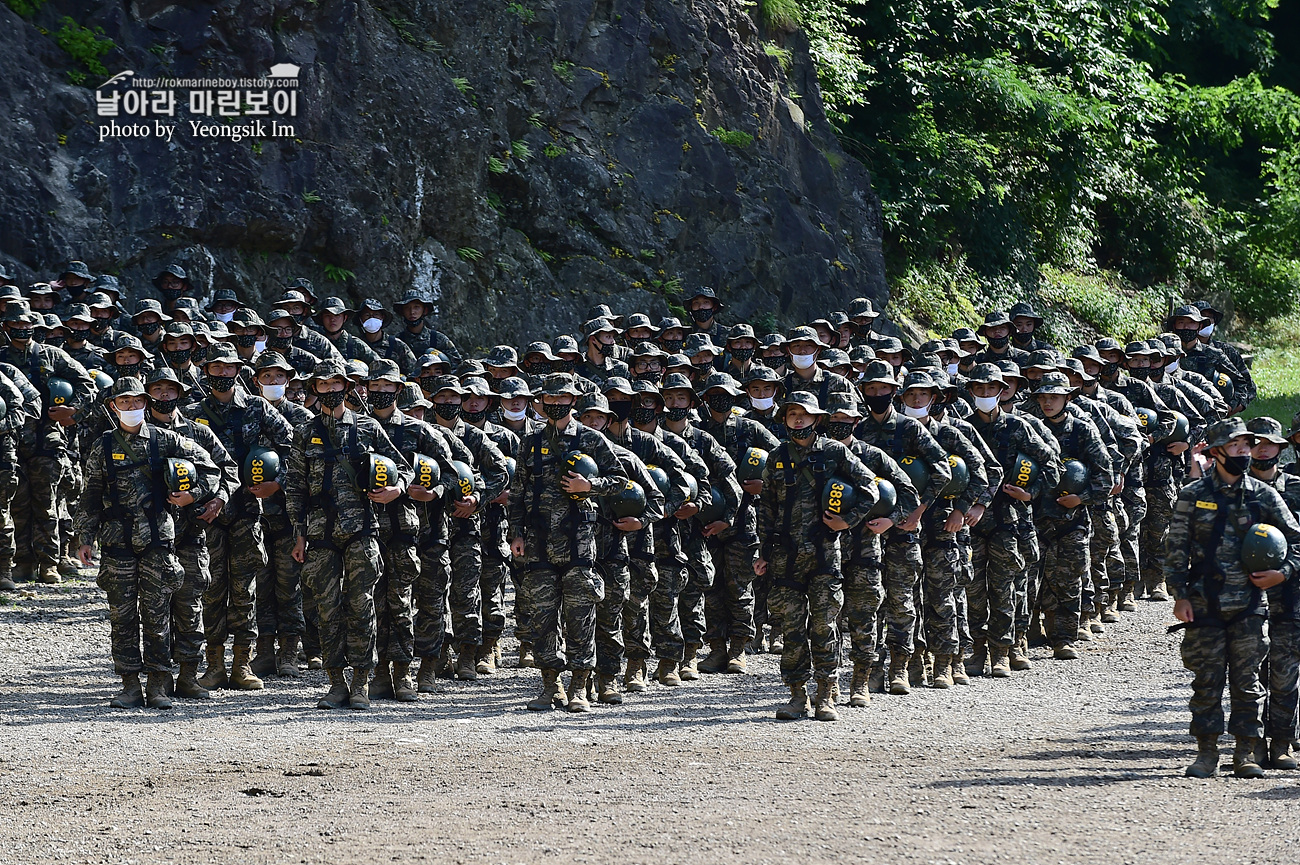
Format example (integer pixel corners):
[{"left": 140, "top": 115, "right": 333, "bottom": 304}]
[
  {"left": 634, "top": 370, "right": 662, "bottom": 384},
  {"left": 150, "top": 395, "right": 179, "bottom": 415},
  {"left": 864, "top": 393, "right": 894, "bottom": 414},
  {"left": 987, "top": 335, "right": 1010, "bottom": 350},
  {"left": 270, "top": 335, "right": 292, "bottom": 350},
  {"left": 788, "top": 424, "right": 817, "bottom": 442},
  {"left": 607, "top": 400, "right": 633, "bottom": 422},
  {"left": 291, "top": 313, "right": 306, "bottom": 326},
  {"left": 691, "top": 361, "right": 714, "bottom": 377},
  {"left": 931, "top": 401, "right": 948, "bottom": 419},
  {"left": 161, "top": 287, "right": 185, "bottom": 302},
  {"left": 690, "top": 307, "right": 714, "bottom": 323},
  {"left": 1175, "top": 327, "right": 1199, "bottom": 344},
  {"left": 318, "top": 390, "right": 346, "bottom": 409},
  {"left": 91, "top": 320, "right": 110, "bottom": 332},
  {"left": 665, "top": 406, "right": 691, "bottom": 422},
  {"left": 1102, "top": 361, "right": 1119, "bottom": 378},
  {"left": 461, "top": 407, "right": 487, "bottom": 424},
  {"left": 1128, "top": 366, "right": 1150, "bottom": 380},
  {"left": 660, "top": 339, "right": 683, "bottom": 354},
  {"left": 523, "top": 361, "right": 550, "bottom": 376},
  {"left": 1220, "top": 453, "right": 1251, "bottom": 476},
  {"left": 630, "top": 405, "right": 659, "bottom": 425},
  {"left": 553, "top": 360, "right": 576, "bottom": 374},
  {"left": 116, "top": 362, "right": 142, "bottom": 379},
  {"left": 825, "top": 421, "right": 856, "bottom": 441},
  {"left": 542, "top": 401, "right": 572, "bottom": 421},
  {"left": 8, "top": 328, "right": 34, "bottom": 341},
  {"left": 139, "top": 321, "right": 162, "bottom": 337},
  {"left": 235, "top": 334, "right": 258, "bottom": 348},
  {"left": 1012, "top": 331, "right": 1033, "bottom": 346},
  {"left": 418, "top": 376, "right": 440, "bottom": 393},
  {"left": 598, "top": 342, "right": 615, "bottom": 357},
  {"left": 730, "top": 348, "right": 754, "bottom": 363},
  {"left": 1148, "top": 366, "right": 1165, "bottom": 381},
  {"left": 434, "top": 402, "right": 462, "bottom": 421},
  {"left": 67, "top": 330, "right": 89, "bottom": 344},
  {"left": 206, "top": 373, "right": 236, "bottom": 393},
  {"left": 1253, "top": 455, "right": 1279, "bottom": 471},
  {"left": 368, "top": 390, "right": 397, "bottom": 410},
  {"left": 706, "top": 394, "right": 733, "bottom": 414}
]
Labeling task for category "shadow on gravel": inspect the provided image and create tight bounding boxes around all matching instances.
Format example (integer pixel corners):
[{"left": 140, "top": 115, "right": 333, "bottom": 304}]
[
  {"left": 1242, "top": 785, "right": 1300, "bottom": 799},
  {"left": 927, "top": 772, "right": 1146, "bottom": 789}
]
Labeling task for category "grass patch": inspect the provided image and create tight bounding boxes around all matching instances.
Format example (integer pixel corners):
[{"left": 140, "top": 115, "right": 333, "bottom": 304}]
[
  {"left": 761, "top": 0, "right": 800, "bottom": 31},
  {"left": 1233, "top": 314, "right": 1300, "bottom": 426},
  {"left": 1036, "top": 267, "right": 1175, "bottom": 347},
  {"left": 890, "top": 260, "right": 982, "bottom": 339},
  {"left": 711, "top": 127, "right": 754, "bottom": 148}
]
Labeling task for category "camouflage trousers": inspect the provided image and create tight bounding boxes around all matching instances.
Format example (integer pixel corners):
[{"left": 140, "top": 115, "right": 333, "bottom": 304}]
[
  {"left": 524, "top": 561, "right": 604, "bottom": 672},
  {"left": 301, "top": 530, "right": 382, "bottom": 671},
  {"left": 414, "top": 539, "right": 452, "bottom": 659},
  {"left": 202, "top": 515, "right": 267, "bottom": 647},
  {"left": 375, "top": 535, "right": 421, "bottom": 663},
  {"left": 0, "top": 464, "right": 15, "bottom": 576},
  {"left": 1035, "top": 516, "right": 1090, "bottom": 646},
  {"left": 445, "top": 515, "right": 483, "bottom": 649},
  {"left": 678, "top": 531, "right": 714, "bottom": 647},
  {"left": 621, "top": 554, "right": 662, "bottom": 661},
  {"left": 1119, "top": 484, "right": 1147, "bottom": 589},
  {"left": 595, "top": 559, "right": 631, "bottom": 677},
  {"left": 1180, "top": 610, "right": 1268, "bottom": 738},
  {"left": 12, "top": 454, "right": 63, "bottom": 567},
  {"left": 58, "top": 461, "right": 82, "bottom": 558},
  {"left": 98, "top": 547, "right": 184, "bottom": 675},
  {"left": 842, "top": 557, "right": 884, "bottom": 666},
  {"left": 1267, "top": 617, "right": 1300, "bottom": 741},
  {"left": 511, "top": 562, "right": 532, "bottom": 646},
  {"left": 919, "top": 529, "right": 962, "bottom": 657},
  {"left": 703, "top": 532, "right": 758, "bottom": 643},
  {"left": 1014, "top": 518, "right": 1041, "bottom": 640},
  {"left": 969, "top": 528, "right": 1023, "bottom": 649},
  {"left": 882, "top": 532, "right": 923, "bottom": 654},
  {"left": 771, "top": 569, "right": 844, "bottom": 685},
  {"left": 644, "top": 557, "right": 686, "bottom": 662},
  {"left": 956, "top": 528, "right": 974, "bottom": 652},
  {"left": 258, "top": 515, "right": 305, "bottom": 638},
  {"left": 171, "top": 537, "right": 211, "bottom": 665},
  {"left": 1140, "top": 482, "right": 1176, "bottom": 593},
  {"left": 1086, "top": 504, "right": 1122, "bottom": 611}
]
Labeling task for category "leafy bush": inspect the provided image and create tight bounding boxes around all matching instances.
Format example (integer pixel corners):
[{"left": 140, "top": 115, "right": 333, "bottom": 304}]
[
  {"left": 711, "top": 127, "right": 754, "bottom": 148},
  {"left": 55, "top": 17, "right": 114, "bottom": 83}
]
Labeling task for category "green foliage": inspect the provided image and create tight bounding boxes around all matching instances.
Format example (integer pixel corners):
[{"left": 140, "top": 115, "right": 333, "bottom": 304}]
[
  {"left": 543, "top": 143, "right": 565, "bottom": 158},
  {"left": 301, "top": 190, "right": 322, "bottom": 203},
  {"left": 1036, "top": 267, "right": 1175, "bottom": 344},
  {"left": 323, "top": 264, "right": 355, "bottom": 283},
  {"left": 487, "top": 155, "right": 508, "bottom": 174},
  {"left": 890, "top": 260, "right": 982, "bottom": 339},
  {"left": 506, "top": 2, "right": 535, "bottom": 23},
  {"left": 763, "top": 42, "right": 793, "bottom": 73},
  {"left": 760, "top": 0, "right": 801, "bottom": 31},
  {"left": 55, "top": 17, "right": 114, "bottom": 83},
  {"left": 752, "top": 311, "right": 779, "bottom": 335},
  {"left": 510, "top": 140, "right": 532, "bottom": 162},
  {"left": 552, "top": 61, "right": 575, "bottom": 83},
  {"left": 451, "top": 77, "right": 472, "bottom": 95},
  {"left": 457, "top": 247, "right": 484, "bottom": 262},
  {"left": 5, "top": 0, "right": 46, "bottom": 16},
  {"left": 711, "top": 127, "right": 755, "bottom": 148}
]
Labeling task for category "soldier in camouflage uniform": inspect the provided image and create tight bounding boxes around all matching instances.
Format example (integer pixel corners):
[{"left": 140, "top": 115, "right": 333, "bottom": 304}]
[
  {"left": 286, "top": 359, "right": 413, "bottom": 710},
  {"left": 1168, "top": 305, "right": 1242, "bottom": 409},
  {"left": 355, "top": 299, "right": 418, "bottom": 377},
  {"left": 263, "top": 309, "right": 325, "bottom": 378},
  {"left": 0, "top": 365, "right": 32, "bottom": 592},
  {"left": 508, "top": 374, "right": 630, "bottom": 712},
  {"left": 1167, "top": 418, "right": 1300, "bottom": 778},
  {"left": 756, "top": 391, "right": 879, "bottom": 721},
  {"left": 75, "top": 377, "right": 220, "bottom": 710},
  {"left": 392, "top": 289, "right": 461, "bottom": 366},
  {"left": 1193, "top": 300, "right": 1254, "bottom": 411},
  {"left": 782, "top": 326, "right": 856, "bottom": 411},
  {"left": 316, "top": 296, "right": 378, "bottom": 367},
  {"left": 494, "top": 376, "right": 541, "bottom": 662}
]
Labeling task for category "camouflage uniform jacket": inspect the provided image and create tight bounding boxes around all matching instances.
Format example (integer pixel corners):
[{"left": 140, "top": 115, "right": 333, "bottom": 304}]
[
  {"left": 1034, "top": 410, "right": 1114, "bottom": 520},
  {"left": 781, "top": 367, "right": 856, "bottom": 412},
  {"left": 182, "top": 390, "right": 294, "bottom": 521},
  {"left": 853, "top": 407, "right": 952, "bottom": 508},
  {"left": 608, "top": 424, "right": 693, "bottom": 562},
  {"left": 0, "top": 342, "right": 95, "bottom": 456}
]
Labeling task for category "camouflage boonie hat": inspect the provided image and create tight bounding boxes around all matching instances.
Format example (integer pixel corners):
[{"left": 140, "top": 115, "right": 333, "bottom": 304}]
[
  {"left": 849, "top": 345, "right": 876, "bottom": 365},
  {"left": 994, "top": 359, "right": 1025, "bottom": 382},
  {"left": 660, "top": 372, "right": 695, "bottom": 395},
  {"left": 1124, "top": 341, "right": 1157, "bottom": 356},
  {"left": 204, "top": 321, "right": 233, "bottom": 341},
  {"left": 826, "top": 393, "right": 862, "bottom": 418},
  {"left": 145, "top": 366, "right": 189, "bottom": 393},
  {"left": 1008, "top": 301, "right": 1044, "bottom": 323},
  {"left": 741, "top": 366, "right": 782, "bottom": 388},
  {"left": 26, "top": 282, "right": 56, "bottom": 297},
  {"left": 698, "top": 371, "right": 741, "bottom": 396},
  {"left": 624, "top": 312, "right": 660, "bottom": 334},
  {"left": 110, "top": 376, "right": 146, "bottom": 398},
  {"left": 205, "top": 288, "right": 243, "bottom": 312},
  {"left": 965, "top": 363, "right": 1007, "bottom": 387},
  {"left": 1071, "top": 344, "right": 1104, "bottom": 364},
  {"left": 930, "top": 369, "right": 957, "bottom": 391},
  {"left": 255, "top": 351, "right": 296, "bottom": 374},
  {"left": 684, "top": 332, "right": 721, "bottom": 357},
  {"left": 0, "top": 284, "right": 22, "bottom": 303},
  {"left": 202, "top": 343, "right": 240, "bottom": 366},
  {"left": 951, "top": 327, "right": 982, "bottom": 345},
  {"left": 828, "top": 311, "right": 855, "bottom": 332},
  {"left": 61, "top": 260, "right": 93, "bottom": 281},
  {"left": 919, "top": 339, "right": 946, "bottom": 356},
  {"left": 316, "top": 295, "right": 354, "bottom": 318},
  {"left": 551, "top": 334, "right": 580, "bottom": 356},
  {"left": 265, "top": 308, "right": 294, "bottom": 326},
  {"left": 848, "top": 297, "right": 877, "bottom": 319},
  {"left": 759, "top": 332, "right": 787, "bottom": 349},
  {"left": 285, "top": 277, "right": 316, "bottom": 301},
  {"left": 462, "top": 377, "right": 497, "bottom": 399},
  {"left": 786, "top": 325, "right": 827, "bottom": 347},
  {"left": 457, "top": 358, "right": 486, "bottom": 380},
  {"left": 1165, "top": 304, "right": 1207, "bottom": 328},
  {"left": 523, "top": 340, "right": 559, "bottom": 362},
  {"left": 587, "top": 303, "right": 624, "bottom": 328},
  {"left": 1094, "top": 337, "right": 1124, "bottom": 354},
  {"left": 656, "top": 315, "right": 684, "bottom": 333},
  {"left": 230, "top": 308, "right": 266, "bottom": 329},
  {"left": 582, "top": 318, "right": 617, "bottom": 339},
  {"left": 310, "top": 358, "right": 350, "bottom": 383},
  {"left": 85, "top": 292, "right": 116, "bottom": 311},
  {"left": 357, "top": 297, "right": 391, "bottom": 324},
  {"left": 398, "top": 381, "right": 432, "bottom": 410},
  {"left": 540, "top": 373, "right": 581, "bottom": 396},
  {"left": 576, "top": 392, "right": 611, "bottom": 416},
  {"left": 978, "top": 311, "right": 1012, "bottom": 333},
  {"left": 873, "top": 336, "right": 908, "bottom": 357},
  {"left": 860, "top": 360, "right": 897, "bottom": 387},
  {"left": 631, "top": 379, "right": 662, "bottom": 400},
  {"left": 497, "top": 376, "right": 535, "bottom": 399},
  {"left": 62, "top": 303, "right": 94, "bottom": 324},
  {"left": 1024, "top": 350, "right": 1060, "bottom": 371},
  {"left": 1194, "top": 300, "right": 1224, "bottom": 324},
  {"left": 1060, "top": 357, "right": 1094, "bottom": 381},
  {"left": 131, "top": 298, "right": 172, "bottom": 322},
  {"left": 1033, "top": 371, "right": 1073, "bottom": 396},
  {"left": 664, "top": 353, "right": 692, "bottom": 370},
  {"left": 3, "top": 306, "right": 37, "bottom": 324},
  {"left": 418, "top": 350, "right": 452, "bottom": 371},
  {"left": 775, "top": 391, "right": 828, "bottom": 420},
  {"left": 603, "top": 376, "right": 635, "bottom": 397},
  {"left": 631, "top": 341, "right": 666, "bottom": 359},
  {"left": 1158, "top": 333, "right": 1185, "bottom": 356},
  {"left": 39, "top": 313, "right": 64, "bottom": 331},
  {"left": 1204, "top": 418, "right": 1253, "bottom": 450},
  {"left": 726, "top": 323, "right": 756, "bottom": 343},
  {"left": 345, "top": 359, "right": 370, "bottom": 380},
  {"left": 484, "top": 345, "right": 519, "bottom": 368},
  {"left": 277, "top": 289, "right": 313, "bottom": 311},
  {"left": 685, "top": 286, "right": 722, "bottom": 308},
  {"left": 151, "top": 263, "right": 190, "bottom": 289},
  {"left": 90, "top": 274, "right": 122, "bottom": 299},
  {"left": 820, "top": 348, "right": 852, "bottom": 369},
  {"left": 900, "top": 370, "right": 937, "bottom": 393},
  {"left": 1245, "top": 416, "right": 1287, "bottom": 445},
  {"left": 111, "top": 332, "right": 145, "bottom": 353},
  {"left": 367, "top": 358, "right": 403, "bottom": 382}
]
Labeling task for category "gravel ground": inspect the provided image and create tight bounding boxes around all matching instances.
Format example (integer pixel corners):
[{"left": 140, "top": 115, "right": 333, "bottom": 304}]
[{"left": 1, "top": 580, "right": 1297, "bottom": 865}]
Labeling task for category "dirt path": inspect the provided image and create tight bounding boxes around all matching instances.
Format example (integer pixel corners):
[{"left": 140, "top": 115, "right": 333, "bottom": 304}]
[{"left": 1, "top": 581, "right": 1296, "bottom": 864}]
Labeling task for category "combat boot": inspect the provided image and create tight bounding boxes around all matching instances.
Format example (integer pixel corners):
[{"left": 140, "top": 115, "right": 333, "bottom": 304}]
[
  {"left": 436, "top": 643, "right": 454, "bottom": 678},
  {"left": 1053, "top": 642, "right": 1079, "bottom": 660},
  {"left": 849, "top": 664, "right": 871, "bottom": 707},
  {"left": 1075, "top": 618, "right": 1092, "bottom": 642},
  {"left": 1089, "top": 609, "right": 1106, "bottom": 635},
  {"left": 868, "top": 660, "right": 886, "bottom": 693},
  {"left": 198, "top": 645, "right": 228, "bottom": 691},
  {"left": 456, "top": 644, "right": 478, "bottom": 681},
  {"left": 776, "top": 682, "right": 810, "bottom": 720},
  {"left": 1118, "top": 582, "right": 1137, "bottom": 612},
  {"left": 814, "top": 680, "right": 838, "bottom": 722},
  {"left": 417, "top": 657, "right": 439, "bottom": 693},
  {"left": 889, "top": 649, "right": 911, "bottom": 695},
  {"left": 1009, "top": 636, "right": 1032, "bottom": 671},
  {"left": 746, "top": 626, "right": 766, "bottom": 654},
  {"left": 679, "top": 643, "right": 701, "bottom": 680},
  {"left": 0, "top": 571, "right": 16, "bottom": 591},
  {"left": 989, "top": 645, "right": 1012, "bottom": 678},
  {"left": 697, "top": 640, "right": 729, "bottom": 674},
  {"left": 1185, "top": 736, "right": 1220, "bottom": 778},
  {"left": 907, "top": 651, "right": 925, "bottom": 689},
  {"left": 348, "top": 666, "right": 372, "bottom": 710},
  {"left": 950, "top": 654, "right": 970, "bottom": 686},
  {"left": 567, "top": 671, "right": 591, "bottom": 713},
  {"left": 1233, "top": 737, "right": 1265, "bottom": 778},
  {"left": 370, "top": 662, "right": 395, "bottom": 700},
  {"left": 655, "top": 658, "right": 681, "bottom": 687},
  {"left": 276, "top": 636, "right": 301, "bottom": 678},
  {"left": 38, "top": 562, "right": 61, "bottom": 584},
  {"left": 146, "top": 672, "right": 174, "bottom": 710},
  {"left": 1269, "top": 738, "right": 1298, "bottom": 769},
  {"left": 527, "top": 669, "right": 567, "bottom": 711},
  {"left": 1101, "top": 601, "right": 1120, "bottom": 624},
  {"left": 1149, "top": 581, "right": 1170, "bottom": 602},
  {"left": 931, "top": 655, "right": 953, "bottom": 689},
  {"left": 725, "top": 637, "right": 748, "bottom": 674},
  {"left": 57, "top": 549, "right": 80, "bottom": 577},
  {"left": 228, "top": 645, "right": 264, "bottom": 690},
  {"left": 1028, "top": 611, "right": 1047, "bottom": 647},
  {"left": 967, "top": 639, "right": 989, "bottom": 677},
  {"left": 250, "top": 634, "right": 277, "bottom": 678},
  {"left": 317, "top": 668, "right": 350, "bottom": 709},
  {"left": 175, "top": 662, "right": 210, "bottom": 699},
  {"left": 518, "top": 642, "right": 535, "bottom": 669},
  {"left": 109, "top": 674, "right": 145, "bottom": 709},
  {"left": 597, "top": 673, "right": 623, "bottom": 705},
  {"left": 306, "top": 652, "right": 324, "bottom": 671},
  {"left": 476, "top": 639, "right": 498, "bottom": 675},
  {"left": 623, "top": 658, "right": 648, "bottom": 693},
  {"left": 392, "top": 662, "right": 418, "bottom": 702},
  {"left": 768, "top": 630, "right": 784, "bottom": 653}
]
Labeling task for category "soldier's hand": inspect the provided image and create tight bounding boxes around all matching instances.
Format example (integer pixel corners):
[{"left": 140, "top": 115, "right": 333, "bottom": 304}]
[
  {"left": 753, "top": 557, "right": 767, "bottom": 576},
  {"left": 560, "top": 471, "right": 592, "bottom": 494},
  {"left": 48, "top": 406, "right": 75, "bottom": 425},
  {"left": 369, "top": 485, "right": 401, "bottom": 504},
  {"left": 492, "top": 489, "right": 509, "bottom": 505},
  {"left": 741, "top": 479, "right": 763, "bottom": 495},
  {"left": 408, "top": 484, "right": 436, "bottom": 502},
  {"left": 1167, "top": 441, "right": 1189, "bottom": 456},
  {"left": 1056, "top": 493, "right": 1083, "bottom": 509},
  {"left": 964, "top": 504, "right": 985, "bottom": 527},
  {"left": 1110, "top": 480, "right": 1124, "bottom": 495},
  {"left": 1173, "top": 598, "right": 1194, "bottom": 623},
  {"left": 898, "top": 505, "right": 925, "bottom": 532},
  {"left": 292, "top": 536, "right": 306, "bottom": 564},
  {"left": 169, "top": 491, "right": 196, "bottom": 507},
  {"left": 1249, "top": 569, "right": 1286, "bottom": 589},
  {"left": 700, "top": 520, "right": 727, "bottom": 536},
  {"left": 78, "top": 544, "right": 94, "bottom": 568},
  {"left": 1002, "top": 484, "right": 1031, "bottom": 502},
  {"left": 510, "top": 537, "right": 525, "bottom": 558},
  {"left": 453, "top": 495, "right": 479, "bottom": 518},
  {"left": 248, "top": 481, "right": 280, "bottom": 499},
  {"left": 197, "top": 498, "right": 224, "bottom": 523},
  {"left": 822, "top": 511, "right": 850, "bottom": 532},
  {"left": 867, "top": 517, "right": 893, "bottom": 534},
  {"left": 675, "top": 501, "right": 700, "bottom": 520},
  {"left": 943, "top": 510, "right": 965, "bottom": 533},
  {"left": 614, "top": 516, "right": 644, "bottom": 532}
]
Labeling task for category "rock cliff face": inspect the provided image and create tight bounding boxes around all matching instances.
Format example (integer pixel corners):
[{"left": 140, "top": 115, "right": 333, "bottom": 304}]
[{"left": 0, "top": 0, "right": 887, "bottom": 346}]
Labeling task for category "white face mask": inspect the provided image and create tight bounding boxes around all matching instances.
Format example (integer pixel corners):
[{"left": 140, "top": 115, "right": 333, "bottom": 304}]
[
  {"left": 1199, "top": 324, "right": 1214, "bottom": 338},
  {"left": 749, "top": 395, "right": 775, "bottom": 411},
  {"left": 117, "top": 408, "right": 146, "bottom": 427},
  {"left": 904, "top": 404, "right": 929, "bottom": 419},
  {"left": 362, "top": 317, "right": 384, "bottom": 333},
  {"left": 503, "top": 407, "right": 528, "bottom": 422},
  {"left": 260, "top": 383, "right": 286, "bottom": 401},
  {"left": 1166, "top": 360, "right": 1180, "bottom": 374},
  {"left": 946, "top": 362, "right": 959, "bottom": 376},
  {"left": 254, "top": 339, "right": 267, "bottom": 354},
  {"left": 790, "top": 353, "right": 817, "bottom": 370},
  {"left": 215, "top": 310, "right": 235, "bottom": 323},
  {"left": 973, "top": 395, "right": 1000, "bottom": 413}
]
